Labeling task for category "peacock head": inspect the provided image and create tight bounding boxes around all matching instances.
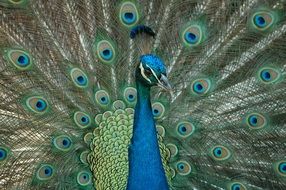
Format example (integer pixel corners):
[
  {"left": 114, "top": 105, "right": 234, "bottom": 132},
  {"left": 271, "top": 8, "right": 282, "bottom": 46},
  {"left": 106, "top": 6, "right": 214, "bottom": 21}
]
[{"left": 136, "top": 54, "right": 171, "bottom": 90}]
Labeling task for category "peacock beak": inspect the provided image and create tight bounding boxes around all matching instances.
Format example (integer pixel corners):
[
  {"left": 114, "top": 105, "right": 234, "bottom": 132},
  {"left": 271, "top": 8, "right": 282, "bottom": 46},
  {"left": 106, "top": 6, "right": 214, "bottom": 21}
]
[{"left": 158, "top": 74, "right": 172, "bottom": 90}]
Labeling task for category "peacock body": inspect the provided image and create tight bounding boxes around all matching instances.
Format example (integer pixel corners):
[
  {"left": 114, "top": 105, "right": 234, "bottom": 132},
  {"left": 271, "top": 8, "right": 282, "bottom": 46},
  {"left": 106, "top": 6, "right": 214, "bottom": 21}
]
[{"left": 0, "top": 0, "right": 286, "bottom": 190}]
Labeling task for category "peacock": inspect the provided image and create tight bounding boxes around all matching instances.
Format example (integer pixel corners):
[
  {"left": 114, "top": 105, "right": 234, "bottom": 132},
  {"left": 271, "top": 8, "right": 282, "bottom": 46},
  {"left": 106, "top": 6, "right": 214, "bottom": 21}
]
[{"left": 1, "top": 0, "right": 286, "bottom": 189}]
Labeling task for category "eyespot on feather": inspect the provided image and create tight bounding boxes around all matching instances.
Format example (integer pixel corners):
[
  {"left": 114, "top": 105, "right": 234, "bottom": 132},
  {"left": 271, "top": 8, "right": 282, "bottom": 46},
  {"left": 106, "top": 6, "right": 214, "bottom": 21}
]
[
  {"left": 258, "top": 67, "right": 281, "bottom": 84},
  {"left": 52, "top": 135, "right": 72, "bottom": 151},
  {"left": 228, "top": 182, "right": 247, "bottom": 190},
  {"left": 181, "top": 25, "right": 204, "bottom": 47},
  {"left": 36, "top": 164, "right": 54, "bottom": 180},
  {"left": 252, "top": 11, "right": 274, "bottom": 31},
  {"left": 119, "top": 1, "right": 139, "bottom": 27},
  {"left": 74, "top": 111, "right": 91, "bottom": 128},
  {"left": 96, "top": 40, "right": 116, "bottom": 64},
  {"left": 0, "top": 147, "right": 8, "bottom": 161},
  {"left": 211, "top": 145, "right": 231, "bottom": 161},
  {"left": 70, "top": 68, "right": 88, "bottom": 88},
  {"left": 152, "top": 102, "right": 165, "bottom": 119},
  {"left": 191, "top": 78, "right": 211, "bottom": 95},
  {"left": 26, "top": 96, "right": 48, "bottom": 114},
  {"left": 176, "top": 160, "right": 192, "bottom": 176},
  {"left": 124, "top": 87, "right": 137, "bottom": 104},
  {"left": 245, "top": 113, "right": 267, "bottom": 129},
  {"left": 176, "top": 121, "right": 195, "bottom": 138},
  {"left": 95, "top": 90, "right": 110, "bottom": 106},
  {"left": 274, "top": 161, "right": 286, "bottom": 176},
  {"left": 6, "top": 49, "right": 32, "bottom": 70},
  {"left": 77, "top": 171, "right": 91, "bottom": 186}
]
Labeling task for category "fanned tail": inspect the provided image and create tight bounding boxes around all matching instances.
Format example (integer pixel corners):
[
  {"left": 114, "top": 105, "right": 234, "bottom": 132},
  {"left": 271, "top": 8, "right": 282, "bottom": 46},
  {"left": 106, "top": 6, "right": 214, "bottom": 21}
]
[{"left": 1, "top": 0, "right": 286, "bottom": 190}]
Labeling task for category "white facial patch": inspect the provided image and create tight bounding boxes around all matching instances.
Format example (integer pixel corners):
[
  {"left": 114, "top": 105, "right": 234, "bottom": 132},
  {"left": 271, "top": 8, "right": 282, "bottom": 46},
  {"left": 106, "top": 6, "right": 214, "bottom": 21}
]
[
  {"left": 146, "top": 64, "right": 160, "bottom": 83},
  {"left": 139, "top": 62, "right": 152, "bottom": 84},
  {"left": 146, "top": 64, "right": 168, "bottom": 88}
]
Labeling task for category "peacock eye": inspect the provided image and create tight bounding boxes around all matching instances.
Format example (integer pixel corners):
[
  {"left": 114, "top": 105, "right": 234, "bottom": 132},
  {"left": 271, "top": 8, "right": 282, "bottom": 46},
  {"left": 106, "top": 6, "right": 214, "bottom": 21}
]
[
  {"left": 211, "top": 145, "right": 231, "bottom": 161},
  {"left": 70, "top": 68, "right": 88, "bottom": 88},
  {"left": 96, "top": 40, "right": 115, "bottom": 64},
  {"left": 0, "top": 147, "right": 8, "bottom": 161},
  {"left": 232, "top": 185, "right": 240, "bottom": 190},
  {"left": 152, "top": 102, "right": 165, "bottom": 119},
  {"left": 245, "top": 112, "right": 267, "bottom": 129},
  {"left": 36, "top": 164, "right": 54, "bottom": 180},
  {"left": 279, "top": 162, "right": 286, "bottom": 174},
  {"left": 124, "top": 87, "right": 137, "bottom": 104},
  {"left": 274, "top": 160, "right": 286, "bottom": 176},
  {"left": 6, "top": 49, "right": 33, "bottom": 70},
  {"left": 77, "top": 171, "right": 91, "bottom": 186},
  {"left": 191, "top": 78, "right": 211, "bottom": 95},
  {"left": 53, "top": 135, "right": 72, "bottom": 151},
  {"left": 176, "top": 121, "right": 195, "bottom": 138},
  {"left": 258, "top": 67, "right": 281, "bottom": 84},
  {"left": 276, "top": 161, "right": 286, "bottom": 176},
  {"left": 74, "top": 111, "right": 91, "bottom": 128},
  {"left": 95, "top": 90, "right": 110, "bottom": 106},
  {"left": 176, "top": 160, "right": 192, "bottom": 175},
  {"left": 119, "top": 2, "right": 139, "bottom": 27},
  {"left": 26, "top": 96, "right": 48, "bottom": 114},
  {"left": 229, "top": 182, "right": 247, "bottom": 190},
  {"left": 252, "top": 11, "right": 274, "bottom": 30},
  {"left": 182, "top": 25, "right": 203, "bottom": 46}
]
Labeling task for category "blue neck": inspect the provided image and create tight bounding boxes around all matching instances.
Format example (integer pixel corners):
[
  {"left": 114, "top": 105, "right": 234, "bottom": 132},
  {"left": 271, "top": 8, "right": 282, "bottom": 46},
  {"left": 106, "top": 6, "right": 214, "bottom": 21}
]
[{"left": 127, "top": 81, "right": 169, "bottom": 190}]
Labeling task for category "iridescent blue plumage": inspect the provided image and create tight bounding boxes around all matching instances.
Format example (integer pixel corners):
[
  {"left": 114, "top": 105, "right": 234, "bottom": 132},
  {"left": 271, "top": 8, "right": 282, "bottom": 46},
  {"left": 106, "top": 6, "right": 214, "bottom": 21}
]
[
  {"left": 140, "top": 54, "right": 167, "bottom": 75},
  {"left": 127, "top": 54, "right": 169, "bottom": 189}
]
